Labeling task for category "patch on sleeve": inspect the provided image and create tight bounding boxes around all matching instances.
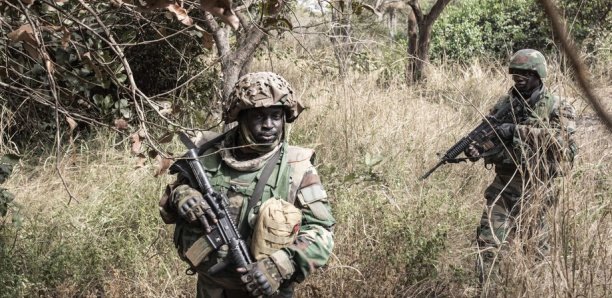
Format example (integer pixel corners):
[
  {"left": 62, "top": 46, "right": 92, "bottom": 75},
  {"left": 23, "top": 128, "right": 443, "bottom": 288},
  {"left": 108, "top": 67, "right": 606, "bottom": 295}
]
[
  {"left": 300, "top": 170, "right": 321, "bottom": 188},
  {"left": 297, "top": 184, "right": 332, "bottom": 221}
]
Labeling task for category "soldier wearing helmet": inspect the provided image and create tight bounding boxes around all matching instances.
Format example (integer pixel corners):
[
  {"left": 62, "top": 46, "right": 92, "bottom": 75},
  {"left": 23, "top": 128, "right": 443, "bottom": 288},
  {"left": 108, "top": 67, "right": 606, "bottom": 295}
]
[
  {"left": 158, "top": 72, "right": 335, "bottom": 297},
  {"left": 464, "top": 49, "right": 577, "bottom": 286}
]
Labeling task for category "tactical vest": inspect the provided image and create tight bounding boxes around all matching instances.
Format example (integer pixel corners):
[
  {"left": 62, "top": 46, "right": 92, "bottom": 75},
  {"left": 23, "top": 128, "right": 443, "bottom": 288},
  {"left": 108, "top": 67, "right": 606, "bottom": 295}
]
[
  {"left": 173, "top": 142, "right": 316, "bottom": 273},
  {"left": 485, "top": 90, "right": 565, "bottom": 173}
]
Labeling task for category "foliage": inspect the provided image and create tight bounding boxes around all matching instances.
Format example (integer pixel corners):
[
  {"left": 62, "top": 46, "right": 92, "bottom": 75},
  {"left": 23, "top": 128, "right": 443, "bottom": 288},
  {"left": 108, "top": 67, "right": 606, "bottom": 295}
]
[
  {"left": 430, "top": 0, "right": 550, "bottom": 61},
  {"left": 0, "top": 154, "right": 19, "bottom": 218},
  {"left": 429, "top": 0, "right": 611, "bottom": 61},
  {"left": 0, "top": 1, "right": 218, "bottom": 150},
  {"left": 0, "top": 141, "right": 187, "bottom": 296}
]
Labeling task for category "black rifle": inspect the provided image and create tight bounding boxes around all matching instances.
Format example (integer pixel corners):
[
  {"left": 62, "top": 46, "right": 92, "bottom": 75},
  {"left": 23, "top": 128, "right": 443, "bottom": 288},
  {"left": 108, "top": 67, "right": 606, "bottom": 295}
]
[
  {"left": 171, "top": 132, "right": 254, "bottom": 274},
  {"left": 420, "top": 95, "right": 527, "bottom": 180}
]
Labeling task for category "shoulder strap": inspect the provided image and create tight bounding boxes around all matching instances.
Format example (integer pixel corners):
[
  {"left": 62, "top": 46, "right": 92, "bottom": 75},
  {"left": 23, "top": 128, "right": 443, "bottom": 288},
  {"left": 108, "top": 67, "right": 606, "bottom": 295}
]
[{"left": 239, "top": 148, "right": 282, "bottom": 236}]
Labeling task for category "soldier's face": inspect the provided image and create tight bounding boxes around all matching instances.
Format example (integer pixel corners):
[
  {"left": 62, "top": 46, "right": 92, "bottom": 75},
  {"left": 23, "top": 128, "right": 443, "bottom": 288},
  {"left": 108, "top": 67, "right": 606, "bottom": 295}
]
[
  {"left": 243, "top": 107, "right": 285, "bottom": 144},
  {"left": 511, "top": 69, "right": 540, "bottom": 94}
]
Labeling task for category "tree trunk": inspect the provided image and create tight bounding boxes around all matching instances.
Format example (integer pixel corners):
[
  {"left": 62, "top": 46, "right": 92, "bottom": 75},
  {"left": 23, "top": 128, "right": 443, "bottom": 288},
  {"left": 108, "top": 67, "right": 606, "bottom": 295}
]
[
  {"left": 330, "top": 0, "right": 353, "bottom": 77},
  {"left": 405, "top": 7, "right": 418, "bottom": 82},
  {"left": 202, "top": 1, "right": 286, "bottom": 102},
  {"left": 405, "top": 0, "right": 452, "bottom": 83}
]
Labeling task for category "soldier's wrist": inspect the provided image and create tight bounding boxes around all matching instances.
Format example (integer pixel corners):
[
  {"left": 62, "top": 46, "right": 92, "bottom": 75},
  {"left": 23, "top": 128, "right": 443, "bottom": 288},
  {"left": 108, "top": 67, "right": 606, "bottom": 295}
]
[{"left": 269, "top": 250, "right": 295, "bottom": 280}]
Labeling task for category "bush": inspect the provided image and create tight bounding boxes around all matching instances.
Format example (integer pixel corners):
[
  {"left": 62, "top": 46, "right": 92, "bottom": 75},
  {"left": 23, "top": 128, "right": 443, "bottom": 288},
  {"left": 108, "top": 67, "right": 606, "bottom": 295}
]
[{"left": 430, "top": 0, "right": 610, "bottom": 61}]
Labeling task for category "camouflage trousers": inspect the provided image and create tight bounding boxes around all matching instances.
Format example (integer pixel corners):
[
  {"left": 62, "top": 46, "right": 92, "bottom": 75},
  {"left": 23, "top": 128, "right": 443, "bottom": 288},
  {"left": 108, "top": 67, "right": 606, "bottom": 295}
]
[
  {"left": 196, "top": 272, "right": 295, "bottom": 298},
  {"left": 475, "top": 168, "right": 557, "bottom": 284}
]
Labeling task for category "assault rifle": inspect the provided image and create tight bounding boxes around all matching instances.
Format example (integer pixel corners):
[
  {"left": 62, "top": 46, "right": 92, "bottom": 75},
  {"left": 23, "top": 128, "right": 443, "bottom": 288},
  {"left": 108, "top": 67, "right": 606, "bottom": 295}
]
[
  {"left": 420, "top": 96, "right": 524, "bottom": 180},
  {"left": 171, "top": 132, "right": 254, "bottom": 274}
]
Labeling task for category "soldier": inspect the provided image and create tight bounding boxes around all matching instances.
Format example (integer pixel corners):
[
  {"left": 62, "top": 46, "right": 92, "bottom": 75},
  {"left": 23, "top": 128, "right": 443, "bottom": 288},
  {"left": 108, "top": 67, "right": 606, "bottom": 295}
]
[
  {"left": 464, "top": 49, "right": 577, "bottom": 282},
  {"left": 158, "top": 72, "right": 335, "bottom": 297}
]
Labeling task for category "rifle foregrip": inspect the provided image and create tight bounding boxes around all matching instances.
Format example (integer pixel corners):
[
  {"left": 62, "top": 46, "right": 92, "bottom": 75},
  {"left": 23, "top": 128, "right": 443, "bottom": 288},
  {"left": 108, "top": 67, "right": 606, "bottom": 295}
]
[{"left": 444, "top": 137, "right": 472, "bottom": 160}]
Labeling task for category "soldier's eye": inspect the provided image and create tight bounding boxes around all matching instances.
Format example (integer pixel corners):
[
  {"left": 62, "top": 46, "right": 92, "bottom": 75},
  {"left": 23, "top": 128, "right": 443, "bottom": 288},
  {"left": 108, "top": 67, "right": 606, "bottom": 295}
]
[{"left": 271, "top": 112, "right": 283, "bottom": 120}]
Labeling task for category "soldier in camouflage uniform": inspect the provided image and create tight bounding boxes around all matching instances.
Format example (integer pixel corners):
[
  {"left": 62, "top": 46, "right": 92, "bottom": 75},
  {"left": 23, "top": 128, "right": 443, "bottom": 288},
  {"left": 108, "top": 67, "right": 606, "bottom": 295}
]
[
  {"left": 464, "top": 49, "right": 577, "bottom": 282},
  {"left": 158, "top": 72, "right": 335, "bottom": 297}
]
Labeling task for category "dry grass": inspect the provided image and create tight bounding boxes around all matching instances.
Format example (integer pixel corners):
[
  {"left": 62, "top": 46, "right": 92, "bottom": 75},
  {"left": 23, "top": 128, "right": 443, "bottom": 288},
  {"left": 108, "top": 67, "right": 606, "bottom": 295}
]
[{"left": 1, "top": 54, "right": 610, "bottom": 297}]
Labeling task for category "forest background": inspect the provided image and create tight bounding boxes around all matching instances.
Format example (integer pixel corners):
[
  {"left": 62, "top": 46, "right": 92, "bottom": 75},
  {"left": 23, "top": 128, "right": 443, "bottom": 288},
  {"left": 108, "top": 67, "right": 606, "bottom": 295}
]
[{"left": 0, "top": 0, "right": 610, "bottom": 297}]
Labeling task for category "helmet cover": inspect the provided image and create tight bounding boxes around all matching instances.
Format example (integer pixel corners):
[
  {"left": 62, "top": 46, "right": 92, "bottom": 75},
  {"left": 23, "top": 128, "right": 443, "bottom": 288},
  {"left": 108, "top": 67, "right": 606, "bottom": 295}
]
[
  {"left": 509, "top": 49, "right": 547, "bottom": 79},
  {"left": 223, "top": 72, "right": 304, "bottom": 123}
]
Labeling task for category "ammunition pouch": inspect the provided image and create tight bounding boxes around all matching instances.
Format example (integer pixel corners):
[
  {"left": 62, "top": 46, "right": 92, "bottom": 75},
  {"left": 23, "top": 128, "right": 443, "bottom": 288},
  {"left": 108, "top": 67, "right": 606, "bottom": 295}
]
[
  {"left": 251, "top": 198, "right": 302, "bottom": 261},
  {"left": 174, "top": 222, "right": 214, "bottom": 268}
]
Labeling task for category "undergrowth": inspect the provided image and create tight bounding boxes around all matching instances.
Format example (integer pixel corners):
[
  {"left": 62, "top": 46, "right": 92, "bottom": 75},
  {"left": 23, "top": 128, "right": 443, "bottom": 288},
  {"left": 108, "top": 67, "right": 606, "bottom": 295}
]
[{"left": 0, "top": 57, "right": 610, "bottom": 297}]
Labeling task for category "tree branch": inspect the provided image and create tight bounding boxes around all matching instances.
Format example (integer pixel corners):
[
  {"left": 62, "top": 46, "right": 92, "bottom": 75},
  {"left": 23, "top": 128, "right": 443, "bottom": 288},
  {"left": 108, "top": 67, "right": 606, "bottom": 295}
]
[{"left": 537, "top": 0, "right": 612, "bottom": 133}]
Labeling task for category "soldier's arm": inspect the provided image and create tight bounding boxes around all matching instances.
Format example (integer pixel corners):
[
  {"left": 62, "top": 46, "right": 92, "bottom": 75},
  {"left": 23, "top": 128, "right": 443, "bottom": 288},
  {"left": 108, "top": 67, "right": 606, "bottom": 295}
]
[
  {"left": 514, "top": 99, "right": 577, "bottom": 161},
  {"left": 158, "top": 175, "right": 192, "bottom": 224},
  {"left": 281, "top": 166, "right": 335, "bottom": 281}
]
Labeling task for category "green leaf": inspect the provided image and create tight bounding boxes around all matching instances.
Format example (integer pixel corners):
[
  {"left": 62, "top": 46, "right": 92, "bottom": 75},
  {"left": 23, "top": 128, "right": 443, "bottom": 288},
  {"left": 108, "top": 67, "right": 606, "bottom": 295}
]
[
  {"left": 117, "top": 74, "right": 127, "bottom": 83},
  {"left": 0, "top": 188, "right": 14, "bottom": 217},
  {"left": 0, "top": 154, "right": 20, "bottom": 184}
]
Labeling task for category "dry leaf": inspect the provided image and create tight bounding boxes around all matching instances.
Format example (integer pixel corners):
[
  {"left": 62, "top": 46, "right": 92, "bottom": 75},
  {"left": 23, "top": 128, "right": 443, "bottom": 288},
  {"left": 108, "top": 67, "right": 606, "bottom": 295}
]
[
  {"left": 7, "top": 24, "right": 40, "bottom": 59},
  {"left": 135, "top": 153, "right": 147, "bottom": 168},
  {"left": 130, "top": 131, "right": 143, "bottom": 155},
  {"left": 66, "top": 116, "right": 77, "bottom": 132},
  {"left": 154, "top": 155, "right": 173, "bottom": 177},
  {"left": 22, "top": 0, "right": 35, "bottom": 5},
  {"left": 202, "top": 31, "right": 214, "bottom": 50},
  {"left": 167, "top": 4, "right": 193, "bottom": 26},
  {"left": 200, "top": 0, "right": 239, "bottom": 30},
  {"left": 114, "top": 118, "right": 129, "bottom": 130}
]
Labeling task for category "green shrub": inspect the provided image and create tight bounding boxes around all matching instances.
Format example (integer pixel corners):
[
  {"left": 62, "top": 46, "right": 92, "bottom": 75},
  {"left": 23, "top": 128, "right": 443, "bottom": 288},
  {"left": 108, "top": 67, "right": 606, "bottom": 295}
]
[{"left": 430, "top": 0, "right": 611, "bottom": 61}]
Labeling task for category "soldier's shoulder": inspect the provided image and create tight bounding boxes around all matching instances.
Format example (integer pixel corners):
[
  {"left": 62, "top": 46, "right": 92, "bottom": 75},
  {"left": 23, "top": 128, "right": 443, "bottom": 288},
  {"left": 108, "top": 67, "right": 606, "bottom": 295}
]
[{"left": 287, "top": 145, "right": 315, "bottom": 164}]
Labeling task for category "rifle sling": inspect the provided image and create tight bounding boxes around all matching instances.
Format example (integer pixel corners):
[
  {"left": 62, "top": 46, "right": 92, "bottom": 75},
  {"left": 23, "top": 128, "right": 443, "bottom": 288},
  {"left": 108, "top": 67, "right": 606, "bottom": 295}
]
[{"left": 240, "top": 148, "right": 282, "bottom": 237}]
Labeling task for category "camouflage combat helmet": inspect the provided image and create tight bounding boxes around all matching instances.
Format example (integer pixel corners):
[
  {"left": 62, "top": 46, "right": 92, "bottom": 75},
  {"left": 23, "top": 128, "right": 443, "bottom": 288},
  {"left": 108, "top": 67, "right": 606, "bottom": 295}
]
[
  {"left": 223, "top": 72, "right": 304, "bottom": 123},
  {"left": 509, "top": 49, "right": 547, "bottom": 79}
]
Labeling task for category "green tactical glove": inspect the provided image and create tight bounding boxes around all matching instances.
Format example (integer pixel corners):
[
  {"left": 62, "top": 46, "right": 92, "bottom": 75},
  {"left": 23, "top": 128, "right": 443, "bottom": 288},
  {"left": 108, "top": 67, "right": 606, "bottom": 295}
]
[
  {"left": 239, "top": 251, "right": 295, "bottom": 297},
  {"left": 173, "top": 185, "right": 217, "bottom": 233},
  {"left": 496, "top": 123, "right": 516, "bottom": 140}
]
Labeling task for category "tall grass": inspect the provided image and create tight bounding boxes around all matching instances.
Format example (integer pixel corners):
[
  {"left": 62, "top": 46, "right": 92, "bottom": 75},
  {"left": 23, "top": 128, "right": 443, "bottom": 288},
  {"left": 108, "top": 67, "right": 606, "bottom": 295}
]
[{"left": 1, "top": 55, "right": 610, "bottom": 297}]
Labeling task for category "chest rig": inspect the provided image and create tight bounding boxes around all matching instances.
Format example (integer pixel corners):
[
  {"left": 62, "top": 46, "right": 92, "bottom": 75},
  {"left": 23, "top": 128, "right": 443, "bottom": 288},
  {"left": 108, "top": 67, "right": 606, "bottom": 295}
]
[
  {"left": 201, "top": 143, "right": 292, "bottom": 237},
  {"left": 485, "top": 88, "right": 558, "bottom": 167}
]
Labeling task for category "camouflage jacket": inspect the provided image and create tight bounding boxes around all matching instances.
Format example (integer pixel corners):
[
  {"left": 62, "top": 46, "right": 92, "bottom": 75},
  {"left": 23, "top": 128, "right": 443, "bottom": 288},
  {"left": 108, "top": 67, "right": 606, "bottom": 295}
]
[
  {"left": 159, "top": 140, "right": 335, "bottom": 284},
  {"left": 484, "top": 87, "right": 577, "bottom": 178}
]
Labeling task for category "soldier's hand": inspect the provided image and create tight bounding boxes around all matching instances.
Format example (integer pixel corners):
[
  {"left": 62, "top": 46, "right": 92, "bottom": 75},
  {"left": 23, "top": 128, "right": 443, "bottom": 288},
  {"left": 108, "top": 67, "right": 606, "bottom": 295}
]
[
  {"left": 238, "top": 257, "right": 283, "bottom": 297},
  {"left": 496, "top": 123, "right": 516, "bottom": 139},
  {"left": 464, "top": 144, "right": 481, "bottom": 161},
  {"left": 173, "top": 186, "right": 217, "bottom": 233}
]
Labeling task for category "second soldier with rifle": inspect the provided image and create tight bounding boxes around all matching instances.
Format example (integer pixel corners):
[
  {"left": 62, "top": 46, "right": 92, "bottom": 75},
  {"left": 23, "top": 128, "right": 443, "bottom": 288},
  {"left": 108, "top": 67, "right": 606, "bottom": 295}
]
[
  {"left": 158, "top": 72, "right": 335, "bottom": 297},
  {"left": 422, "top": 49, "right": 577, "bottom": 288}
]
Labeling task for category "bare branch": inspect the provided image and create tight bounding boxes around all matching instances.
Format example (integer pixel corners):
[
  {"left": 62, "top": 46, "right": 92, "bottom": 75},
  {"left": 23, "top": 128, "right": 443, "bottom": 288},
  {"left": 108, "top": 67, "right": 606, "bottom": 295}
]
[{"left": 537, "top": 0, "right": 612, "bottom": 133}]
